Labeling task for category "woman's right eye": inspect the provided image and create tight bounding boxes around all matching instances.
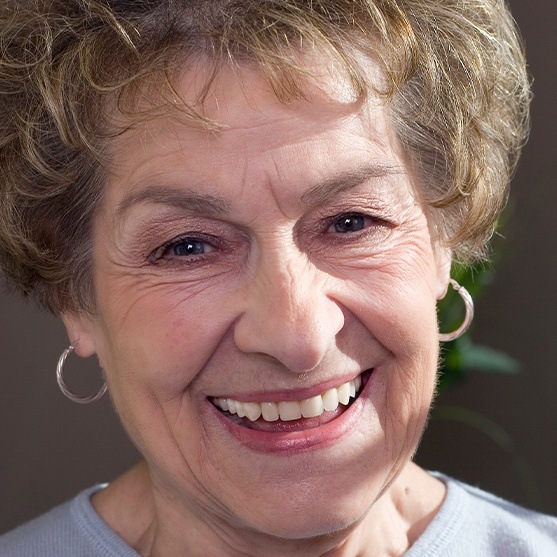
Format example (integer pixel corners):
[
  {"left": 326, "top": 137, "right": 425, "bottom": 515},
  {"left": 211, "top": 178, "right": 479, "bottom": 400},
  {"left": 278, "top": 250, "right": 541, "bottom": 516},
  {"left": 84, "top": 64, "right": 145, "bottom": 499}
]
[
  {"left": 150, "top": 236, "right": 215, "bottom": 262},
  {"left": 167, "top": 239, "right": 211, "bottom": 257}
]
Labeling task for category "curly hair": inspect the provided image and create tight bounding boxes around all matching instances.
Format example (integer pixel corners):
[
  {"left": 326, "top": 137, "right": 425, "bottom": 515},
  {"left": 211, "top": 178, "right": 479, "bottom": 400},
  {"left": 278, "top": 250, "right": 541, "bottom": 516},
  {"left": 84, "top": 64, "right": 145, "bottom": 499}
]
[{"left": 0, "top": 0, "right": 531, "bottom": 313}]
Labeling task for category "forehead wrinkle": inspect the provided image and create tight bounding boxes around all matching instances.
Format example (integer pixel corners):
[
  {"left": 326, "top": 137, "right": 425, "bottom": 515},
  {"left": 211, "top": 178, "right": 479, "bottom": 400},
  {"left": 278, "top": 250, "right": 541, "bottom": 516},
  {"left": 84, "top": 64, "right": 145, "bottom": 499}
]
[
  {"left": 115, "top": 186, "right": 231, "bottom": 221},
  {"left": 300, "top": 164, "right": 403, "bottom": 207}
]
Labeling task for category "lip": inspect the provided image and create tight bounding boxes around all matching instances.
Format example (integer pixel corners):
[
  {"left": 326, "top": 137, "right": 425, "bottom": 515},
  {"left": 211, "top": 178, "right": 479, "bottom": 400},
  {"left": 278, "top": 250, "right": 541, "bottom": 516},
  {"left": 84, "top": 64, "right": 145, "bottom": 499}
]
[{"left": 207, "top": 369, "right": 374, "bottom": 454}]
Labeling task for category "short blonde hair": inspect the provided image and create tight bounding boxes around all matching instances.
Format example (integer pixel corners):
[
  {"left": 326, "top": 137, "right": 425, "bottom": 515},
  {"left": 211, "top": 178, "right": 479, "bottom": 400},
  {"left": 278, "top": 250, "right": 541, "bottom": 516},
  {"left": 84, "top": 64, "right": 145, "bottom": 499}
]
[{"left": 0, "top": 0, "right": 530, "bottom": 313}]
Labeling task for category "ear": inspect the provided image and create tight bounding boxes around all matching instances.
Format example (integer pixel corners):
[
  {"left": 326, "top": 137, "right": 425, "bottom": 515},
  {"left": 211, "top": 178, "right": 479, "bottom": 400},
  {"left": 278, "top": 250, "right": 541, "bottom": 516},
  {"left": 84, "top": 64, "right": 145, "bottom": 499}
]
[
  {"left": 434, "top": 246, "right": 452, "bottom": 300},
  {"left": 61, "top": 312, "right": 98, "bottom": 358}
]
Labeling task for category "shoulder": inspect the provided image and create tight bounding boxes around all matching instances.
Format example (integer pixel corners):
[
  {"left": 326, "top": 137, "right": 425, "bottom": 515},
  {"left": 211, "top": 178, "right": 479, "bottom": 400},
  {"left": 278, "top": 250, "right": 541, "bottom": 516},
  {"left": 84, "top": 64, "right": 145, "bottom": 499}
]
[
  {"left": 407, "top": 474, "right": 557, "bottom": 557},
  {"left": 0, "top": 486, "right": 139, "bottom": 557}
]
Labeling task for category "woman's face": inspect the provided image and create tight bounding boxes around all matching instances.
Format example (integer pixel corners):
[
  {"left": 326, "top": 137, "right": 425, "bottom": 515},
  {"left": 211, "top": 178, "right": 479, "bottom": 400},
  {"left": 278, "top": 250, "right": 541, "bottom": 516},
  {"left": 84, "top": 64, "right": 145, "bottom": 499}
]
[{"left": 67, "top": 59, "right": 450, "bottom": 538}]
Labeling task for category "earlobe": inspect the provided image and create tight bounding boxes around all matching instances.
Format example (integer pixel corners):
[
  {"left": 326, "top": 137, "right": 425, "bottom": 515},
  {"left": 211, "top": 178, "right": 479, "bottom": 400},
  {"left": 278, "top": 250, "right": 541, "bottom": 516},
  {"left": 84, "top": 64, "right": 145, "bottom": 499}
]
[
  {"left": 61, "top": 312, "right": 97, "bottom": 357},
  {"left": 435, "top": 247, "right": 452, "bottom": 300}
]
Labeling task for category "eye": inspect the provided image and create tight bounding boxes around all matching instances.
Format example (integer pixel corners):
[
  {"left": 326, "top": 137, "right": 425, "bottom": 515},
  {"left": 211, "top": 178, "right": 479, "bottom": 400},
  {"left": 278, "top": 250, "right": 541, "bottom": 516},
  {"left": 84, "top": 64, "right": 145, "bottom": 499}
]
[
  {"left": 328, "top": 213, "right": 369, "bottom": 234},
  {"left": 169, "top": 239, "right": 211, "bottom": 256},
  {"left": 150, "top": 236, "right": 215, "bottom": 262}
]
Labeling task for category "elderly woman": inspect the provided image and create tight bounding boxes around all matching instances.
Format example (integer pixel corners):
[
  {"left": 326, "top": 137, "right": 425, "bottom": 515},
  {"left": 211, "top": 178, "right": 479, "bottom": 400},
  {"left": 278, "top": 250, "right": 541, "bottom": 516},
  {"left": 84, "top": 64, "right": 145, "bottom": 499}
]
[{"left": 0, "top": 0, "right": 554, "bottom": 555}]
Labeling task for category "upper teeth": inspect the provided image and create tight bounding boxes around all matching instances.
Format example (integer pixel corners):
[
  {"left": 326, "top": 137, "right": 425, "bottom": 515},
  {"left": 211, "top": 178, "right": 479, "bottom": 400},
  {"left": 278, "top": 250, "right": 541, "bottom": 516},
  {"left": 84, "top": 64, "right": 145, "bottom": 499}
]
[{"left": 213, "top": 375, "right": 362, "bottom": 423}]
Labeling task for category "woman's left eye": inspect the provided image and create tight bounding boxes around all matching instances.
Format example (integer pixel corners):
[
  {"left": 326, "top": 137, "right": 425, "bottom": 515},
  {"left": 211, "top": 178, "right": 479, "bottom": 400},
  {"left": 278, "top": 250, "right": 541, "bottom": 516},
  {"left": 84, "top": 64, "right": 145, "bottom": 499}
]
[{"left": 327, "top": 213, "right": 373, "bottom": 234}]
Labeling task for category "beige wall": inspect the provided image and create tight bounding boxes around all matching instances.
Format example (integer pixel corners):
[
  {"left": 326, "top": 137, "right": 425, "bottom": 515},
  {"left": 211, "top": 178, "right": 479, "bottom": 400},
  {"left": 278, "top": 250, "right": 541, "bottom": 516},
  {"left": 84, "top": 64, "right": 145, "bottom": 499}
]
[{"left": 1, "top": 0, "right": 556, "bottom": 534}]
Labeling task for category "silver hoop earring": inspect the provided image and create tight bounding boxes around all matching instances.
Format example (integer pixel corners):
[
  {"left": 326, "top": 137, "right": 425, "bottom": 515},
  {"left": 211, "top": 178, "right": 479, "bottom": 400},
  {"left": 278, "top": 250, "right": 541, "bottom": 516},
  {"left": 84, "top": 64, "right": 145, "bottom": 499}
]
[
  {"left": 439, "top": 279, "right": 474, "bottom": 342},
  {"left": 56, "top": 345, "right": 107, "bottom": 404}
]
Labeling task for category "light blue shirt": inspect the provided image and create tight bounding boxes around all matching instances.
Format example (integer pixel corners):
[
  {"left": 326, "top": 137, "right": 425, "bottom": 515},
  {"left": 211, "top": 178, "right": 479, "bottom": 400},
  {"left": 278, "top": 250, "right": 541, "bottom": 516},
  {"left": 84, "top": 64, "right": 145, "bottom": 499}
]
[{"left": 1, "top": 475, "right": 556, "bottom": 556}]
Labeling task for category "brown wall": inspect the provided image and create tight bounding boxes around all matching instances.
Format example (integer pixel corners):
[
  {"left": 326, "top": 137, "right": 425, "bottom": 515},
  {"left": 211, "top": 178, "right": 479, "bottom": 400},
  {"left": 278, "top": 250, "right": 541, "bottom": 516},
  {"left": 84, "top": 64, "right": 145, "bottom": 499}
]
[{"left": 1, "top": 0, "right": 556, "bottom": 534}]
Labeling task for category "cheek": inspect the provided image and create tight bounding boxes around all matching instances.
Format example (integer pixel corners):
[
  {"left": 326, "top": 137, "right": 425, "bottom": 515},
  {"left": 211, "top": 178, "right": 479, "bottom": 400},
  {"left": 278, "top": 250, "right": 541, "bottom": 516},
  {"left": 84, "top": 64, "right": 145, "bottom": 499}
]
[
  {"left": 91, "top": 280, "right": 241, "bottom": 469},
  {"left": 94, "top": 275, "right": 238, "bottom": 402},
  {"left": 340, "top": 237, "right": 440, "bottom": 434},
  {"left": 345, "top": 236, "right": 440, "bottom": 351}
]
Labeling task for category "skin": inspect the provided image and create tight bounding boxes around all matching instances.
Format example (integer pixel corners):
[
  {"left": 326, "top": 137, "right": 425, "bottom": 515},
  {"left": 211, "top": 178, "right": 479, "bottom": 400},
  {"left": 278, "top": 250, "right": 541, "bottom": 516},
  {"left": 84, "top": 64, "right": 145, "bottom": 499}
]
[{"left": 64, "top": 57, "right": 451, "bottom": 556}]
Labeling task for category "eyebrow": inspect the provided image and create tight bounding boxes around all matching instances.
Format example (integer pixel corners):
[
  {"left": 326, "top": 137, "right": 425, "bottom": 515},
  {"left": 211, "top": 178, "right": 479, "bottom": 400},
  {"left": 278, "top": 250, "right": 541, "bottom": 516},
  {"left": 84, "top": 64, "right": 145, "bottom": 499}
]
[
  {"left": 115, "top": 163, "right": 401, "bottom": 219},
  {"left": 115, "top": 188, "right": 231, "bottom": 220},
  {"left": 300, "top": 163, "right": 402, "bottom": 207}
]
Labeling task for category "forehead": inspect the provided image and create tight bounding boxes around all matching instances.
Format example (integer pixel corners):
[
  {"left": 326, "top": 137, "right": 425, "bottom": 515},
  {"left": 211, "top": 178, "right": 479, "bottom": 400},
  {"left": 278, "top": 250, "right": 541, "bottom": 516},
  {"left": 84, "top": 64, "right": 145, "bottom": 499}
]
[{"left": 105, "top": 55, "right": 409, "bottom": 213}]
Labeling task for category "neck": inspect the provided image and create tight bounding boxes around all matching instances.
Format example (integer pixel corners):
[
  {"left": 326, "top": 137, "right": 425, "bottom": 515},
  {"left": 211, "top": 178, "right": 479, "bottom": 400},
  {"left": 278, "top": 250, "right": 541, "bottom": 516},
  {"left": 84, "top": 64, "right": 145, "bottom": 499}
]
[{"left": 92, "top": 461, "right": 445, "bottom": 557}]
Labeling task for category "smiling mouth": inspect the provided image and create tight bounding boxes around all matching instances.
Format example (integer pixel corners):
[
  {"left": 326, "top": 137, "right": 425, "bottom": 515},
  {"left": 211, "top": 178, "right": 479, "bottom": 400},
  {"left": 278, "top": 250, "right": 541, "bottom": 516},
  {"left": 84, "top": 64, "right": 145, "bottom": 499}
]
[{"left": 210, "top": 370, "right": 371, "bottom": 432}]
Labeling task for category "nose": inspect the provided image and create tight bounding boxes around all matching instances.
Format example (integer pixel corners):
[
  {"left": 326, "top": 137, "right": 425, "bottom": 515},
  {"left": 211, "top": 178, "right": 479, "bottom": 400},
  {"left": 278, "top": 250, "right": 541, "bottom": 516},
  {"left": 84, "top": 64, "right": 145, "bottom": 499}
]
[{"left": 233, "top": 250, "right": 345, "bottom": 373}]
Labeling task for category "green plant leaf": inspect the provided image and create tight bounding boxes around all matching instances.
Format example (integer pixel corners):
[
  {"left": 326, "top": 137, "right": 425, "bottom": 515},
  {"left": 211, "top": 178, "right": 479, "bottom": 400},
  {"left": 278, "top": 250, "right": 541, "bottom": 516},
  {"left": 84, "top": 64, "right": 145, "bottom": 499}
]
[{"left": 458, "top": 342, "right": 520, "bottom": 374}]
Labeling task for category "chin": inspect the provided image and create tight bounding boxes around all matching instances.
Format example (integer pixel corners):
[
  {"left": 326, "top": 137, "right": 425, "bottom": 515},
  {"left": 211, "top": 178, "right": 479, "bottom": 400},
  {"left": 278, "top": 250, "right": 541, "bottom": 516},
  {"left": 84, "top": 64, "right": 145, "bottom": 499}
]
[
  {"left": 252, "top": 506, "right": 365, "bottom": 541},
  {"left": 233, "top": 478, "right": 374, "bottom": 541}
]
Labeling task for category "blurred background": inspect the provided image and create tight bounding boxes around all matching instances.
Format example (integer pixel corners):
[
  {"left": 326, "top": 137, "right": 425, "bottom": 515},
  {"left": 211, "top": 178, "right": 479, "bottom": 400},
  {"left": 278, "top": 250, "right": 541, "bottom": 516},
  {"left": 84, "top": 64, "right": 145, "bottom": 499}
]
[{"left": 1, "top": 0, "right": 556, "bottom": 534}]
